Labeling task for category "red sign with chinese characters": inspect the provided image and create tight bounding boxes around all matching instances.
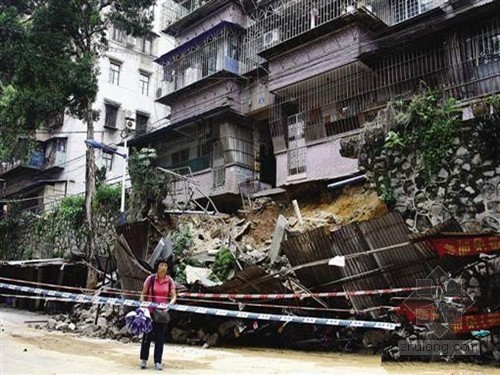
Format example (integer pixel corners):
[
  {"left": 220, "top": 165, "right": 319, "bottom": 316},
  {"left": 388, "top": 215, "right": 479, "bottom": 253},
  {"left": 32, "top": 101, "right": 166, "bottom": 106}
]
[
  {"left": 451, "top": 312, "right": 500, "bottom": 334},
  {"left": 428, "top": 235, "right": 500, "bottom": 257}
]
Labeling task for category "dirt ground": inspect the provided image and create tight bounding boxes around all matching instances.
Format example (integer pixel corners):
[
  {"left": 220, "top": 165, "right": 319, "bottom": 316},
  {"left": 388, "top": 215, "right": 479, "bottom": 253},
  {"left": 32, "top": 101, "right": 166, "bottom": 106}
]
[{"left": 1, "top": 307, "right": 497, "bottom": 375}]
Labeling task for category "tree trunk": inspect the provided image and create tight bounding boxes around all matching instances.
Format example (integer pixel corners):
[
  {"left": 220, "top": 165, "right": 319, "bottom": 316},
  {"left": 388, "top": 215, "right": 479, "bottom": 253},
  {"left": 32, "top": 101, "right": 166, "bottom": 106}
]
[{"left": 84, "top": 100, "right": 98, "bottom": 289}]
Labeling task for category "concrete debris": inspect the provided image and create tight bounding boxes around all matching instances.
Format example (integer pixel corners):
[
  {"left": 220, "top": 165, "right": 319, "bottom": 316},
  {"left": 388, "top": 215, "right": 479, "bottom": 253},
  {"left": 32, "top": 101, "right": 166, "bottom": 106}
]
[{"left": 185, "top": 265, "right": 219, "bottom": 287}]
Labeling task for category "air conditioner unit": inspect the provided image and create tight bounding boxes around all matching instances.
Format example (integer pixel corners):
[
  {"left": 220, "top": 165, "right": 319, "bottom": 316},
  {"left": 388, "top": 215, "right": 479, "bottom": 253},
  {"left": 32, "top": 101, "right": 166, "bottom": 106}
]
[
  {"left": 263, "top": 29, "right": 280, "bottom": 48},
  {"left": 125, "top": 110, "right": 134, "bottom": 120},
  {"left": 126, "top": 119, "right": 136, "bottom": 130},
  {"left": 126, "top": 36, "right": 136, "bottom": 47}
]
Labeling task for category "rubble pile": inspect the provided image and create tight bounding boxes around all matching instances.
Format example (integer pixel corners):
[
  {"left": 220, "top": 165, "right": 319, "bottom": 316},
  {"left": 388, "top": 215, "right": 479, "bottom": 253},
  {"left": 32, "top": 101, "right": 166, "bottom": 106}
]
[{"left": 31, "top": 304, "right": 137, "bottom": 344}]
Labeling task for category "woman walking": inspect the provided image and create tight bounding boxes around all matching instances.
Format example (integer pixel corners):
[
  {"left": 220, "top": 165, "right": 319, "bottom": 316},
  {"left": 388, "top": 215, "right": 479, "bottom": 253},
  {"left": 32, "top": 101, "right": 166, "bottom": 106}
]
[{"left": 139, "top": 258, "right": 177, "bottom": 370}]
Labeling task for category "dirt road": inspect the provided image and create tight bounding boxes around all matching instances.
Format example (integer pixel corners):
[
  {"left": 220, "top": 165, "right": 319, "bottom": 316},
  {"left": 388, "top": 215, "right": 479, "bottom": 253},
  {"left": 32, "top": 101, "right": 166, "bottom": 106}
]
[{"left": 0, "top": 307, "right": 497, "bottom": 375}]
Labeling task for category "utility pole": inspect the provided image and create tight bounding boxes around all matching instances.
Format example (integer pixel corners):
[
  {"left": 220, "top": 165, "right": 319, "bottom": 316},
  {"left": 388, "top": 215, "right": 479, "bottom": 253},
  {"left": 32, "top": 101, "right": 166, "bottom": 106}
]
[{"left": 84, "top": 100, "right": 97, "bottom": 289}]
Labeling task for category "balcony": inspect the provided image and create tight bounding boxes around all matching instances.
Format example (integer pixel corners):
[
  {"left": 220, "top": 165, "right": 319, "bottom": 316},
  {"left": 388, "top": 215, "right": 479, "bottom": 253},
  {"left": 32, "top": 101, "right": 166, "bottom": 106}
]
[
  {"left": 161, "top": 0, "right": 232, "bottom": 36},
  {"left": 246, "top": 0, "right": 446, "bottom": 60},
  {"left": 0, "top": 138, "right": 67, "bottom": 176},
  {"left": 170, "top": 155, "right": 211, "bottom": 175},
  {"left": 155, "top": 22, "right": 244, "bottom": 104}
]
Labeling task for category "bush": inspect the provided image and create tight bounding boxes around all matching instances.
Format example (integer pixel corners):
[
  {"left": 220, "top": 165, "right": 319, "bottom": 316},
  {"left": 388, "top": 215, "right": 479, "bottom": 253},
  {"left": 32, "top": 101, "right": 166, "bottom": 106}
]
[
  {"left": 211, "top": 247, "right": 235, "bottom": 282},
  {"left": 58, "top": 195, "right": 85, "bottom": 229},
  {"left": 93, "top": 184, "right": 121, "bottom": 213}
]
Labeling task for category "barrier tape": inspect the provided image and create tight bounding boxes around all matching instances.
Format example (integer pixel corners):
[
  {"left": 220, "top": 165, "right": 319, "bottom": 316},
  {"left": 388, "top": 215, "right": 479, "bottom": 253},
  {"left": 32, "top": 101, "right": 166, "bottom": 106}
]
[
  {"left": 176, "top": 286, "right": 433, "bottom": 300},
  {"left": 0, "top": 282, "right": 400, "bottom": 331},
  {"left": 0, "top": 276, "right": 431, "bottom": 301}
]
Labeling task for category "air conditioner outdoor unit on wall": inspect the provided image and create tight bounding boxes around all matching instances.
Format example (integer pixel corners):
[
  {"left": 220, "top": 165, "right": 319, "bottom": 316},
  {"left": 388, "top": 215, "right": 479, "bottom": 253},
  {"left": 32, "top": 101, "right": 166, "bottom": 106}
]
[
  {"left": 126, "top": 119, "right": 136, "bottom": 130},
  {"left": 125, "top": 110, "right": 134, "bottom": 120},
  {"left": 263, "top": 29, "right": 280, "bottom": 48}
]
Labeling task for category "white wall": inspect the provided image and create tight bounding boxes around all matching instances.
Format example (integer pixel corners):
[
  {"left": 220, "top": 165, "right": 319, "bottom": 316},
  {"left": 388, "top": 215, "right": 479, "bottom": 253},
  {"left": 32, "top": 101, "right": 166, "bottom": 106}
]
[{"left": 53, "top": 7, "right": 174, "bottom": 198}]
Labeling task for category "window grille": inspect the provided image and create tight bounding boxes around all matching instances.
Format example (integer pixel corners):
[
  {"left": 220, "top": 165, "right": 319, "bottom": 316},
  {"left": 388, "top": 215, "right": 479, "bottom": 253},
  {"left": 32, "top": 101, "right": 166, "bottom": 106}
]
[{"left": 104, "top": 103, "right": 119, "bottom": 129}]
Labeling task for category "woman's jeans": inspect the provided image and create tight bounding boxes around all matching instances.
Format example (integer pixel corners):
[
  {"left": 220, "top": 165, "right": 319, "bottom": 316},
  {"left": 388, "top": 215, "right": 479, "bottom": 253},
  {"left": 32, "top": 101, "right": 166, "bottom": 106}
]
[{"left": 140, "top": 321, "right": 167, "bottom": 364}]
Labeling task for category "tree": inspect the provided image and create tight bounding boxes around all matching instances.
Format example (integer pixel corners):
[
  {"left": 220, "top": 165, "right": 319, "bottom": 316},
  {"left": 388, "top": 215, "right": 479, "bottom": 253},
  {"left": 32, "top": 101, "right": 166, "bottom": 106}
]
[{"left": 0, "top": 0, "right": 156, "bottom": 287}]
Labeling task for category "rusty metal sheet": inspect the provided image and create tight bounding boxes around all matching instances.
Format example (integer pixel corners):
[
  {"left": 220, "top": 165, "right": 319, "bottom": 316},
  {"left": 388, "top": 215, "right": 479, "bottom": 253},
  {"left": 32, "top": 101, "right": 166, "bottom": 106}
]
[
  {"left": 206, "top": 265, "right": 288, "bottom": 295},
  {"left": 281, "top": 226, "right": 343, "bottom": 291},
  {"left": 357, "top": 212, "right": 435, "bottom": 287},
  {"left": 114, "top": 235, "right": 150, "bottom": 295},
  {"left": 116, "top": 220, "right": 150, "bottom": 261},
  {"left": 330, "top": 224, "right": 387, "bottom": 317}
]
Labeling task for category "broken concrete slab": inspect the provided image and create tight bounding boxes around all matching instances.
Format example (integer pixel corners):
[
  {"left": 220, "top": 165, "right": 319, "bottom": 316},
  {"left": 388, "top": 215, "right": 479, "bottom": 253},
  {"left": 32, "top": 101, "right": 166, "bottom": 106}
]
[{"left": 269, "top": 215, "right": 289, "bottom": 263}]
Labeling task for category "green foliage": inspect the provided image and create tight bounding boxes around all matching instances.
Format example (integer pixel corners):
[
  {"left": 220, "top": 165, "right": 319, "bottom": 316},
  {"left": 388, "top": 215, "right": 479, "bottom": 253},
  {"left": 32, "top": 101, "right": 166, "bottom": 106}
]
[
  {"left": 394, "top": 86, "right": 462, "bottom": 179},
  {"left": 170, "top": 224, "right": 195, "bottom": 284},
  {"left": 93, "top": 184, "right": 121, "bottom": 214},
  {"left": 377, "top": 180, "right": 396, "bottom": 207},
  {"left": 95, "top": 166, "right": 107, "bottom": 187},
  {"left": 211, "top": 247, "right": 235, "bottom": 282},
  {"left": 486, "top": 94, "right": 500, "bottom": 111},
  {"left": 128, "top": 148, "right": 171, "bottom": 219},
  {"left": 384, "top": 131, "right": 404, "bottom": 150},
  {"left": 58, "top": 195, "right": 85, "bottom": 230},
  {"left": 171, "top": 224, "right": 194, "bottom": 257}
]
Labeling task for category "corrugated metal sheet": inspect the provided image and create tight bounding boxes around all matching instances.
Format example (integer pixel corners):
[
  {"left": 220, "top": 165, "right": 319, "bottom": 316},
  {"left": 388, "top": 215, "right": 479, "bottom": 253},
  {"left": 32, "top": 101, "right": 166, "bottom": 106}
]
[
  {"left": 281, "top": 226, "right": 343, "bottom": 291},
  {"left": 357, "top": 212, "right": 435, "bottom": 287},
  {"left": 206, "top": 265, "right": 288, "bottom": 295},
  {"left": 279, "top": 212, "right": 474, "bottom": 316},
  {"left": 114, "top": 235, "right": 150, "bottom": 295},
  {"left": 330, "top": 224, "right": 387, "bottom": 317},
  {"left": 116, "top": 220, "right": 150, "bottom": 261}
]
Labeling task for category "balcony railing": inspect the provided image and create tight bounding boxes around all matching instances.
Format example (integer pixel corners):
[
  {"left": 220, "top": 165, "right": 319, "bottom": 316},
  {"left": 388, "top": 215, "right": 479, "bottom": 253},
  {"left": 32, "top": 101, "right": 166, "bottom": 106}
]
[
  {"left": 161, "top": 0, "right": 217, "bottom": 31},
  {"left": 170, "top": 155, "right": 211, "bottom": 175},
  {"left": 270, "top": 16, "right": 500, "bottom": 147},
  {"left": 156, "top": 25, "right": 243, "bottom": 99},
  {"left": 245, "top": 0, "right": 446, "bottom": 59},
  {"left": 0, "top": 140, "right": 66, "bottom": 175}
]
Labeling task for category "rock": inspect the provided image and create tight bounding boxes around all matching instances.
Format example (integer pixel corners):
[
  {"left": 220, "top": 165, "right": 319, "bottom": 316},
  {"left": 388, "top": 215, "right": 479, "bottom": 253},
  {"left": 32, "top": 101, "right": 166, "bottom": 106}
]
[
  {"left": 473, "top": 195, "right": 483, "bottom": 204},
  {"left": 465, "top": 186, "right": 475, "bottom": 194},
  {"left": 218, "top": 320, "right": 237, "bottom": 338},
  {"left": 469, "top": 277, "right": 480, "bottom": 287},
  {"left": 204, "top": 333, "right": 219, "bottom": 347},
  {"left": 462, "top": 163, "right": 471, "bottom": 171},
  {"left": 68, "top": 323, "right": 76, "bottom": 331},
  {"left": 234, "top": 222, "right": 251, "bottom": 241},
  {"left": 107, "top": 325, "right": 120, "bottom": 339},
  {"left": 96, "top": 317, "right": 107, "bottom": 328},
  {"left": 171, "top": 327, "right": 188, "bottom": 343},
  {"left": 438, "top": 168, "right": 449, "bottom": 179},
  {"left": 437, "top": 187, "right": 446, "bottom": 198},
  {"left": 472, "top": 154, "right": 482, "bottom": 165},
  {"left": 185, "top": 265, "right": 218, "bottom": 287},
  {"left": 456, "top": 147, "right": 469, "bottom": 157},
  {"left": 47, "top": 318, "right": 57, "bottom": 330},
  {"left": 484, "top": 170, "right": 495, "bottom": 177}
]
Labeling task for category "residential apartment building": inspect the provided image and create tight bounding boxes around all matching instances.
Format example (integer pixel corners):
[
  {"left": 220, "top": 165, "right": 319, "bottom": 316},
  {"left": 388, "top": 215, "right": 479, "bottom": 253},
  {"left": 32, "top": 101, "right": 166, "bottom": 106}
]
[
  {"left": 0, "top": 16, "right": 171, "bottom": 213},
  {"left": 130, "top": 0, "right": 500, "bottom": 210}
]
